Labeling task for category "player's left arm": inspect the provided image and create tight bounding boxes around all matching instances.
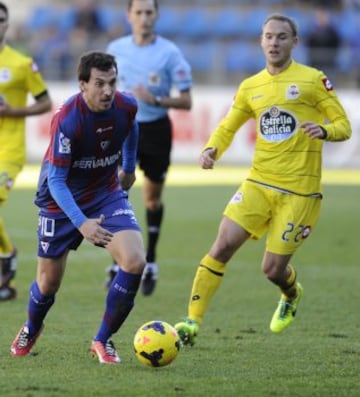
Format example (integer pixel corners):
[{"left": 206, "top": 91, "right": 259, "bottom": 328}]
[
  {"left": 121, "top": 118, "right": 138, "bottom": 191},
  {"left": 313, "top": 75, "right": 352, "bottom": 142}
]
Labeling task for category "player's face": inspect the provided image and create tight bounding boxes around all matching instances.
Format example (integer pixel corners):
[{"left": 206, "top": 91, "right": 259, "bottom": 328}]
[
  {"left": 128, "top": 0, "right": 158, "bottom": 38},
  {"left": 80, "top": 67, "right": 117, "bottom": 112},
  {"left": 261, "top": 19, "right": 298, "bottom": 70}
]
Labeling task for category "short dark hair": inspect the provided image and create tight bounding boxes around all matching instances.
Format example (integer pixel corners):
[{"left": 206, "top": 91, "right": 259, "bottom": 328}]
[
  {"left": 0, "top": 2, "right": 9, "bottom": 19},
  {"left": 263, "top": 13, "right": 298, "bottom": 37},
  {"left": 127, "top": 0, "right": 158, "bottom": 11},
  {"left": 77, "top": 51, "right": 118, "bottom": 82}
]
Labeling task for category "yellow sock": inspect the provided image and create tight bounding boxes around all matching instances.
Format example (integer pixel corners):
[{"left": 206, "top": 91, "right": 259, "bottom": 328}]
[
  {"left": 188, "top": 254, "right": 226, "bottom": 324},
  {"left": 0, "top": 218, "right": 13, "bottom": 256},
  {"left": 281, "top": 264, "right": 298, "bottom": 300}
]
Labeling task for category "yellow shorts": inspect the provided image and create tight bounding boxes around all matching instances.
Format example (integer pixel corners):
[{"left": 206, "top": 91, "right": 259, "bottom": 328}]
[
  {"left": 223, "top": 180, "right": 322, "bottom": 255},
  {"left": 0, "top": 162, "right": 22, "bottom": 206}
]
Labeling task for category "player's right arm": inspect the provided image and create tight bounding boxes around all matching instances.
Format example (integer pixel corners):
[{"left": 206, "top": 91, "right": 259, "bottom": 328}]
[
  {"left": 48, "top": 164, "right": 113, "bottom": 247},
  {"left": 202, "top": 86, "right": 252, "bottom": 162},
  {"left": 199, "top": 148, "right": 218, "bottom": 169}
]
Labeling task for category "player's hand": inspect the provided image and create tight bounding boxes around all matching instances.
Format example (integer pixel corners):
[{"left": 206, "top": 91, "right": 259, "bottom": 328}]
[
  {"left": 79, "top": 215, "right": 113, "bottom": 247},
  {"left": 199, "top": 148, "right": 218, "bottom": 169},
  {"left": 299, "top": 122, "right": 327, "bottom": 139},
  {"left": 119, "top": 170, "right": 136, "bottom": 190}
]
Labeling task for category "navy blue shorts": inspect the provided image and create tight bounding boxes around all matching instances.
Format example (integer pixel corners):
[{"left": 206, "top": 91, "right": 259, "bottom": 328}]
[{"left": 37, "top": 193, "right": 141, "bottom": 258}]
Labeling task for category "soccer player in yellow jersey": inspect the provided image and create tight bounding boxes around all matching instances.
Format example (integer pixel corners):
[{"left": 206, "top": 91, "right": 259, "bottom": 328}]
[
  {"left": 175, "top": 13, "right": 351, "bottom": 344},
  {"left": 0, "top": 2, "right": 52, "bottom": 301}
]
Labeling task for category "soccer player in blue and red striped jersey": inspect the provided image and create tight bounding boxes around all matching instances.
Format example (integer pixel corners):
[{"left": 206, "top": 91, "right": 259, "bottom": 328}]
[{"left": 10, "top": 51, "right": 146, "bottom": 364}]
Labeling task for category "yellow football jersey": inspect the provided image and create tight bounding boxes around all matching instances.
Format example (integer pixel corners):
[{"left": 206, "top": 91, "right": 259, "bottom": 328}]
[
  {"left": 204, "top": 61, "right": 351, "bottom": 195},
  {"left": 0, "top": 45, "right": 49, "bottom": 165}
]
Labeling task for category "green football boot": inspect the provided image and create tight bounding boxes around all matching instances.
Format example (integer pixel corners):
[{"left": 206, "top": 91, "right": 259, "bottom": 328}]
[
  {"left": 270, "top": 283, "right": 303, "bottom": 333},
  {"left": 174, "top": 318, "right": 199, "bottom": 346}
]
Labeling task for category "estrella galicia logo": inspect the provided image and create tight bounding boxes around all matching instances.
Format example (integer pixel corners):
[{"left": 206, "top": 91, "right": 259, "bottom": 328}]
[{"left": 260, "top": 106, "right": 297, "bottom": 142}]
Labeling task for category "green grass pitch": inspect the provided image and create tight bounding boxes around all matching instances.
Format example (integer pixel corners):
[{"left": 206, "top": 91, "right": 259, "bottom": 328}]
[{"left": 0, "top": 167, "right": 359, "bottom": 397}]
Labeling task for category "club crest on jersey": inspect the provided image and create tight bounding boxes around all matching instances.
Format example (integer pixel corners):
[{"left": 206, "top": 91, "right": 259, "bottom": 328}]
[
  {"left": 100, "top": 140, "right": 110, "bottom": 151},
  {"left": 260, "top": 106, "right": 297, "bottom": 142},
  {"left": 322, "top": 77, "right": 333, "bottom": 91},
  {"left": 286, "top": 84, "right": 300, "bottom": 100},
  {"left": 58, "top": 132, "right": 71, "bottom": 154}
]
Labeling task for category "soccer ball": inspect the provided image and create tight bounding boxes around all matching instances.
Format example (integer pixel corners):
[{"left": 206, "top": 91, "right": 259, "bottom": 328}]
[{"left": 133, "top": 320, "right": 181, "bottom": 367}]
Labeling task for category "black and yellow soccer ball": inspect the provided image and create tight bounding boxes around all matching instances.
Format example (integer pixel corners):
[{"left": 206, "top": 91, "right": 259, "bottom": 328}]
[{"left": 133, "top": 320, "right": 181, "bottom": 367}]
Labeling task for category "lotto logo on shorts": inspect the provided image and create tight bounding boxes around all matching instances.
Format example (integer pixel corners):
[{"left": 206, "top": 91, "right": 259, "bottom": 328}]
[{"left": 230, "top": 192, "right": 243, "bottom": 203}]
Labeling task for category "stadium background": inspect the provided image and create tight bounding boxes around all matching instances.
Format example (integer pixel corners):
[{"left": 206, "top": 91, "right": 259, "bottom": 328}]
[{"left": 4, "top": 0, "right": 360, "bottom": 167}]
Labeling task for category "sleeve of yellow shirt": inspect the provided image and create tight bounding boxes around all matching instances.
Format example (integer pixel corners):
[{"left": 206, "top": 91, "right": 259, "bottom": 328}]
[
  {"left": 315, "top": 74, "right": 352, "bottom": 142},
  {"left": 25, "top": 58, "right": 49, "bottom": 99},
  {"left": 202, "top": 86, "right": 252, "bottom": 160}
]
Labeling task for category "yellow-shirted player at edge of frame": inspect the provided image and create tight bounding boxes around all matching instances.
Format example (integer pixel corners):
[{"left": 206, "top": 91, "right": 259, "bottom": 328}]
[{"left": 0, "top": 2, "right": 52, "bottom": 301}]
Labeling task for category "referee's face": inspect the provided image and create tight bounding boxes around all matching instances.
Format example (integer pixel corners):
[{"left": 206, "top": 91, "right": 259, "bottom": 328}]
[{"left": 128, "top": 0, "right": 158, "bottom": 40}]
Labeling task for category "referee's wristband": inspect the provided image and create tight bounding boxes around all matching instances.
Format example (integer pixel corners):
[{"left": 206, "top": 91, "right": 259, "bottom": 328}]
[{"left": 154, "top": 96, "right": 162, "bottom": 106}]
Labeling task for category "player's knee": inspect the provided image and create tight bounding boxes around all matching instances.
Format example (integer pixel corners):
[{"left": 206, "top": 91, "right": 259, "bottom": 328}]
[
  {"left": 145, "top": 199, "right": 161, "bottom": 211},
  {"left": 37, "top": 277, "right": 61, "bottom": 296},
  {"left": 120, "top": 254, "right": 146, "bottom": 274},
  {"left": 209, "top": 240, "right": 237, "bottom": 264},
  {"left": 211, "top": 251, "right": 232, "bottom": 264}
]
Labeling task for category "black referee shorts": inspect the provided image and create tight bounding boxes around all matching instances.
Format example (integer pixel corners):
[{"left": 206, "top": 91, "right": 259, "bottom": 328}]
[{"left": 137, "top": 116, "right": 172, "bottom": 183}]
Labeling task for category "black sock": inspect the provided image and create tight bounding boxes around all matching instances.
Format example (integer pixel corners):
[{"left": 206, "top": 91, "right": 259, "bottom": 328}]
[{"left": 146, "top": 205, "right": 164, "bottom": 263}]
